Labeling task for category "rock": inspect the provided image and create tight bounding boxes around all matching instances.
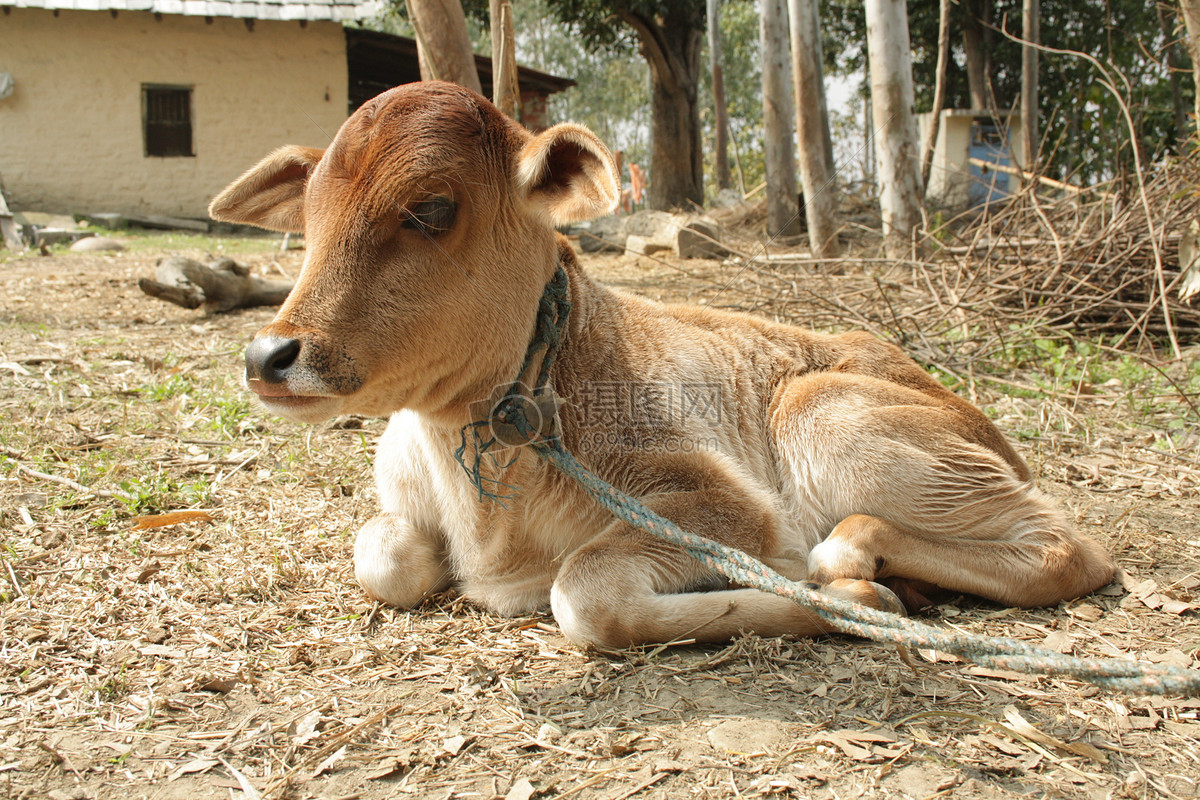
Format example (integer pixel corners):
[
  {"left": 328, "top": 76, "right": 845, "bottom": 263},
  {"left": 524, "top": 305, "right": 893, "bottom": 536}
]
[
  {"left": 887, "top": 763, "right": 958, "bottom": 798},
  {"left": 623, "top": 211, "right": 729, "bottom": 260},
  {"left": 707, "top": 719, "right": 789, "bottom": 755},
  {"left": 674, "top": 217, "right": 729, "bottom": 259},
  {"left": 579, "top": 215, "right": 626, "bottom": 252},
  {"left": 624, "top": 209, "right": 676, "bottom": 237},
  {"left": 624, "top": 234, "right": 672, "bottom": 257},
  {"left": 714, "top": 188, "right": 745, "bottom": 209},
  {"left": 70, "top": 236, "right": 125, "bottom": 252}
]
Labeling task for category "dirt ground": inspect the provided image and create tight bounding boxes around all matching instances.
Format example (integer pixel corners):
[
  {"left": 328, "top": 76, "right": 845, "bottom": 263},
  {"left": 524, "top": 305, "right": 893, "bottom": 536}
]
[{"left": 1, "top": 236, "right": 1199, "bottom": 800}]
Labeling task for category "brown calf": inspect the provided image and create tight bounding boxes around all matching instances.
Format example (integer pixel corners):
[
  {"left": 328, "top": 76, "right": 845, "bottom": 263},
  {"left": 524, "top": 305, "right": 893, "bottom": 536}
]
[{"left": 209, "top": 82, "right": 1114, "bottom": 649}]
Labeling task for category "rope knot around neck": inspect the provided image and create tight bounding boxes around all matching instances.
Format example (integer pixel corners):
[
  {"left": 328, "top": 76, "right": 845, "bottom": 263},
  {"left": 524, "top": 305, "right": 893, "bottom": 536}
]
[{"left": 454, "top": 264, "right": 571, "bottom": 503}]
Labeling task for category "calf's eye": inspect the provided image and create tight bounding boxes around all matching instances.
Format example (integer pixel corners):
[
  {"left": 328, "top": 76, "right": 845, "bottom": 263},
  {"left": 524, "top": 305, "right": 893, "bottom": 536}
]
[{"left": 402, "top": 197, "right": 457, "bottom": 235}]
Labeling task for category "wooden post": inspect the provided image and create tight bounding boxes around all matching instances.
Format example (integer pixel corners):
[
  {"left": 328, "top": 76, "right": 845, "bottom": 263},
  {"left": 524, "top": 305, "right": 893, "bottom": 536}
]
[
  {"left": 760, "top": 0, "right": 801, "bottom": 237},
  {"left": 865, "top": 0, "right": 923, "bottom": 259},
  {"left": 788, "top": 0, "right": 839, "bottom": 257},
  {"left": 407, "top": 0, "right": 483, "bottom": 94},
  {"left": 490, "top": 0, "right": 521, "bottom": 117}
]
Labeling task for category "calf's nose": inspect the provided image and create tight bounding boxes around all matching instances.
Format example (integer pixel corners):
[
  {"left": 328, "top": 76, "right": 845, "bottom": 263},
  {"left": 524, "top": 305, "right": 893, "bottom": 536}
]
[{"left": 246, "top": 336, "right": 301, "bottom": 384}]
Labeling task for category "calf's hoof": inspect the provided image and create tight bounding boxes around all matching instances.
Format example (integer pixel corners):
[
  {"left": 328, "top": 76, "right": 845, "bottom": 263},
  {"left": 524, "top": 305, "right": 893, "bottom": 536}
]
[{"left": 815, "top": 578, "right": 907, "bottom": 617}]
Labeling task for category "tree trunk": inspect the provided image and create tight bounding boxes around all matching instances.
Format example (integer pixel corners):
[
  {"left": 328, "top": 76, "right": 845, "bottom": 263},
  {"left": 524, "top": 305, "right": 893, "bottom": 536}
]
[
  {"left": 760, "top": 0, "right": 801, "bottom": 237},
  {"left": 921, "top": 0, "right": 950, "bottom": 192},
  {"left": 788, "top": 0, "right": 839, "bottom": 256},
  {"left": 490, "top": 0, "right": 520, "bottom": 117},
  {"left": 1179, "top": 0, "right": 1200, "bottom": 129},
  {"left": 621, "top": 9, "right": 705, "bottom": 211},
  {"left": 960, "top": 0, "right": 994, "bottom": 109},
  {"left": 708, "top": 0, "right": 732, "bottom": 192},
  {"left": 1020, "top": 0, "right": 1039, "bottom": 172},
  {"left": 407, "top": 0, "right": 483, "bottom": 94},
  {"left": 0, "top": 174, "right": 23, "bottom": 252},
  {"left": 1158, "top": 4, "right": 1188, "bottom": 146},
  {"left": 865, "top": 0, "right": 923, "bottom": 259}
]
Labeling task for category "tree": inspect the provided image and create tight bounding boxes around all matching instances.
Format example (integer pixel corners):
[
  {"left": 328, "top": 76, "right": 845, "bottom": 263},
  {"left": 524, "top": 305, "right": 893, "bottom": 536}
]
[
  {"left": 708, "top": 0, "right": 733, "bottom": 192},
  {"left": 920, "top": 0, "right": 950, "bottom": 191},
  {"left": 1180, "top": 1, "right": 1200, "bottom": 127},
  {"left": 864, "top": 0, "right": 923, "bottom": 258},
  {"left": 824, "top": 0, "right": 1190, "bottom": 184},
  {"left": 407, "top": 0, "right": 483, "bottom": 93},
  {"left": 535, "top": 0, "right": 706, "bottom": 210},
  {"left": 789, "top": 0, "right": 840, "bottom": 256},
  {"left": 1021, "top": 0, "right": 1039, "bottom": 171},
  {"left": 761, "top": 0, "right": 801, "bottom": 236}
]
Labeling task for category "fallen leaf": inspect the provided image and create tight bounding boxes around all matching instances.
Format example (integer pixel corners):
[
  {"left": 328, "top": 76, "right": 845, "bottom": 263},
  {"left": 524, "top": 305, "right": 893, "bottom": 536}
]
[
  {"left": 169, "top": 757, "right": 219, "bottom": 781},
  {"left": 129, "top": 560, "right": 162, "bottom": 583},
  {"left": 217, "top": 756, "right": 261, "bottom": 800},
  {"left": 1161, "top": 600, "right": 1198, "bottom": 615},
  {"left": 791, "top": 765, "right": 830, "bottom": 783},
  {"left": 196, "top": 676, "right": 237, "bottom": 694},
  {"left": 1043, "top": 630, "right": 1073, "bottom": 654},
  {"left": 138, "top": 644, "right": 185, "bottom": 658},
  {"left": 131, "top": 510, "right": 214, "bottom": 531},
  {"left": 442, "top": 735, "right": 467, "bottom": 756},
  {"left": 291, "top": 710, "right": 322, "bottom": 746},
  {"left": 816, "top": 730, "right": 899, "bottom": 762},
  {"left": 309, "top": 745, "right": 346, "bottom": 779},
  {"left": 365, "top": 757, "right": 409, "bottom": 781},
  {"left": 1067, "top": 604, "right": 1105, "bottom": 621},
  {"left": 505, "top": 777, "right": 536, "bottom": 800},
  {"left": 1001, "top": 706, "right": 1108, "bottom": 763}
]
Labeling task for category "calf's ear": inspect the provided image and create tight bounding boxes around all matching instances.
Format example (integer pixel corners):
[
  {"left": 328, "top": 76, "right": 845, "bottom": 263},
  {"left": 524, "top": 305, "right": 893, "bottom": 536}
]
[
  {"left": 208, "top": 146, "right": 324, "bottom": 233},
  {"left": 516, "top": 124, "right": 620, "bottom": 225}
]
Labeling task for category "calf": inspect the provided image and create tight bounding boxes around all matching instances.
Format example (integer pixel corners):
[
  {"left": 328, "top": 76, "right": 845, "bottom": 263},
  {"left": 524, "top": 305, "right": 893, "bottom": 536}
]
[{"left": 209, "top": 82, "right": 1114, "bottom": 649}]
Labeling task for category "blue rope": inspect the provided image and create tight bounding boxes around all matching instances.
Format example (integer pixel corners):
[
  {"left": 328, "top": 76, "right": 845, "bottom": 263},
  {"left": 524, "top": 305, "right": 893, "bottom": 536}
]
[{"left": 454, "top": 269, "right": 1200, "bottom": 696}]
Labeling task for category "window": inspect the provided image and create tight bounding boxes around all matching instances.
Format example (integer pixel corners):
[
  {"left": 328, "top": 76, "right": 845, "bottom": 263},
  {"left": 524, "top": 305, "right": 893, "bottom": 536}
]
[{"left": 143, "top": 85, "right": 193, "bottom": 157}]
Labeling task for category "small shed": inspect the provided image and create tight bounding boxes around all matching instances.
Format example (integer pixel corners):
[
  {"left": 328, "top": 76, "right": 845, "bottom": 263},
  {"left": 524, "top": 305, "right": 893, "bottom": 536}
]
[
  {"left": 919, "top": 109, "right": 1027, "bottom": 210},
  {"left": 0, "top": 0, "right": 575, "bottom": 220}
]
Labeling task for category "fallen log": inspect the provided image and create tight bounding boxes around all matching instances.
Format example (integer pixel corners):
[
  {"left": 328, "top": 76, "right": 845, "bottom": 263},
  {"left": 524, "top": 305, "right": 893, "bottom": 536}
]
[{"left": 138, "top": 256, "right": 292, "bottom": 313}]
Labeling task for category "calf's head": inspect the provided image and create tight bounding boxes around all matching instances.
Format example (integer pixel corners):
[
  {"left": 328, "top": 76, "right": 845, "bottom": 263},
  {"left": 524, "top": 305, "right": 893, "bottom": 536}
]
[{"left": 209, "top": 82, "right": 619, "bottom": 424}]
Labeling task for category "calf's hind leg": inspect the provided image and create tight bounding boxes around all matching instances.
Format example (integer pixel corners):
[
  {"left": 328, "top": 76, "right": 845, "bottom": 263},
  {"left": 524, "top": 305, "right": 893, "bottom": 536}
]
[
  {"left": 807, "top": 512, "right": 1114, "bottom": 609},
  {"left": 775, "top": 374, "right": 1115, "bottom": 609}
]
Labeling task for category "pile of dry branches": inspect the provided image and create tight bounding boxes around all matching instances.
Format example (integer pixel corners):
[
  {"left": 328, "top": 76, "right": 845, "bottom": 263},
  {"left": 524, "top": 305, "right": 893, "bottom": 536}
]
[
  {"left": 922, "top": 155, "right": 1200, "bottom": 354},
  {"left": 715, "top": 154, "right": 1200, "bottom": 377}
]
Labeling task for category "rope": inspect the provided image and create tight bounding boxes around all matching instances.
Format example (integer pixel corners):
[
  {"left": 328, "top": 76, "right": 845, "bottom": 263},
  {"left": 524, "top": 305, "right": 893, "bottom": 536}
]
[{"left": 455, "top": 269, "right": 1200, "bottom": 697}]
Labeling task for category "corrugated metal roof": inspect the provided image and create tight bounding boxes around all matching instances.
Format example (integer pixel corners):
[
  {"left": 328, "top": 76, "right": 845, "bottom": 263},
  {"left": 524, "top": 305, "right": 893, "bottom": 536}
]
[{"left": 10, "top": 0, "right": 379, "bottom": 21}]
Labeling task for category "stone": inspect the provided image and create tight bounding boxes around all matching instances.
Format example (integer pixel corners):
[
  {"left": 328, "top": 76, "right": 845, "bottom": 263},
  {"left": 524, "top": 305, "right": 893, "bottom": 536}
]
[
  {"left": 70, "top": 236, "right": 125, "bottom": 252},
  {"left": 674, "top": 217, "right": 729, "bottom": 259},
  {"left": 714, "top": 188, "right": 745, "bottom": 209},
  {"left": 624, "top": 234, "right": 671, "bottom": 257},
  {"left": 579, "top": 215, "right": 626, "bottom": 252},
  {"left": 707, "top": 719, "right": 789, "bottom": 755}
]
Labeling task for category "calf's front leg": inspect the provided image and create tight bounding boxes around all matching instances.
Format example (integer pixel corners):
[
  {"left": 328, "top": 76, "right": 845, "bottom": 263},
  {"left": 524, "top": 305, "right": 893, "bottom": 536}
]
[
  {"left": 550, "top": 487, "right": 900, "bottom": 650},
  {"left": 354, "top": 514, "right": 452, "bottom": 607}
]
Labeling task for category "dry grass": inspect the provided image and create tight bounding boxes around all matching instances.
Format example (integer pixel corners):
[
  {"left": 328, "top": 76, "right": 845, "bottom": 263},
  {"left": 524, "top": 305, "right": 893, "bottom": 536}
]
[{"left": 1, "top": 237, "right": 1199, "bottom": 800}]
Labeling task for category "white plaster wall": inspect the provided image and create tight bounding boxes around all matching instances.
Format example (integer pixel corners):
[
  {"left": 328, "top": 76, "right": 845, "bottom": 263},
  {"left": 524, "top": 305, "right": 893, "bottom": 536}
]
[{"left": 0, "top": 8, "right": 347, "bottom": 218}]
